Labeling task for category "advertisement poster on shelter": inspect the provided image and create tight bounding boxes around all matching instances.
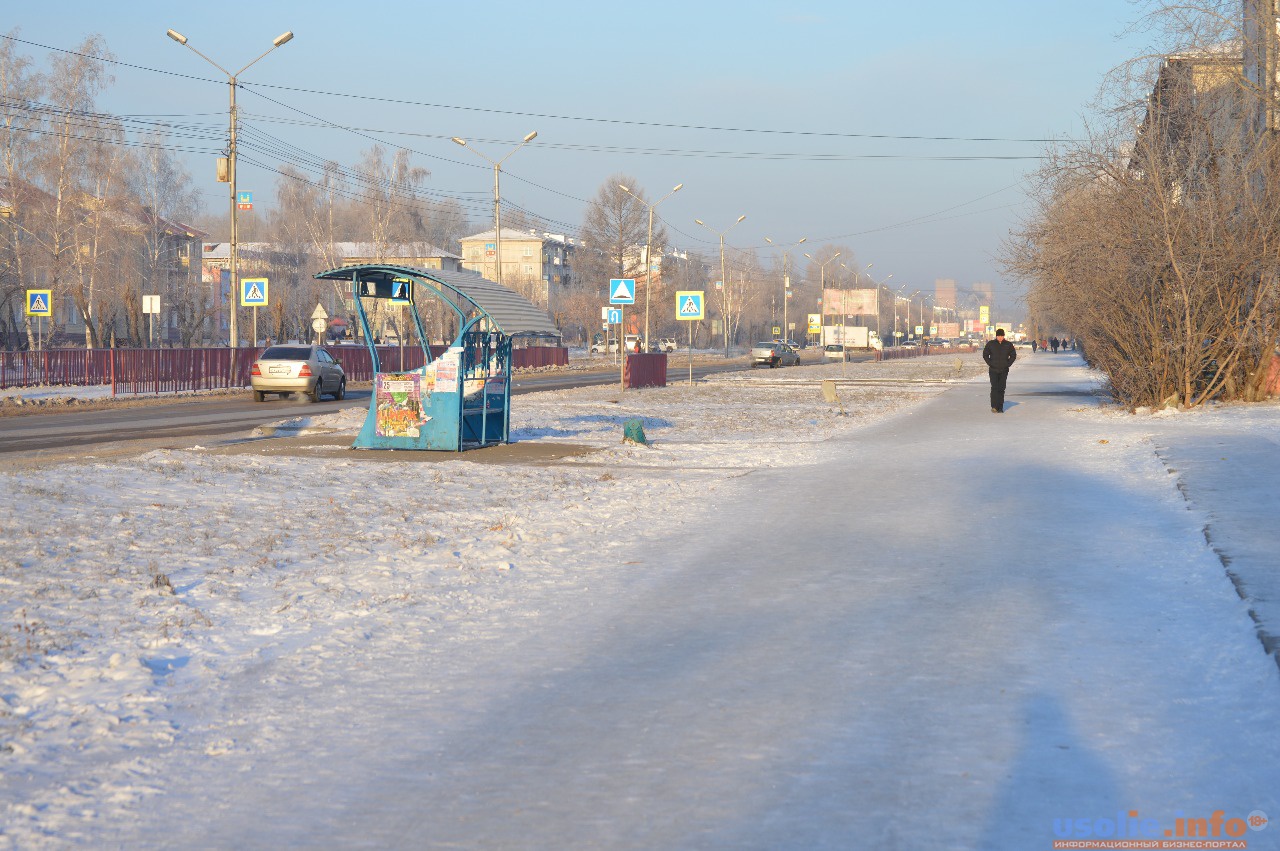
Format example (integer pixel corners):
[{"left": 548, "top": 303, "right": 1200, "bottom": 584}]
[
  {"left": 375, "top": 373, "right": 425, "bottom": 438},
  {"left": 433, "top": 353, "right": 459, "bottom": 393}
]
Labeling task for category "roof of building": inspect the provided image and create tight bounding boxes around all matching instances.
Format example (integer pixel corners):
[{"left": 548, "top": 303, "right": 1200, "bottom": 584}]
[
  {"left": 314, "top": 263, "right": 560, "bottom": 338},
  {"left": 458, "top": 228, "right": 571, "bottom": 244},
  {"left": 201, "top": 240, "right": 461, "bottom": 261}
]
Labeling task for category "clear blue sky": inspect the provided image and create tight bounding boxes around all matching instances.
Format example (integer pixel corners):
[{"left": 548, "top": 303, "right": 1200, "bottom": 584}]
[{"left": 6, "top": 0, "right": 1159, "bottom": 314}]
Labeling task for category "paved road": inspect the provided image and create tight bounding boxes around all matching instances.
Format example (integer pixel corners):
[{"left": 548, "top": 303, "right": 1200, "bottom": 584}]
[{"left": 0, "top": 352, "right": 846, "bottom": 457}]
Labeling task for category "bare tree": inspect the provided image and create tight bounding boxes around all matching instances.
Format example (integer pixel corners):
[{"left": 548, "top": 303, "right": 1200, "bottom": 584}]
[
  {"left": 0, "top": 30, "right": 41, "bottom": 349},
  {"left": 25, "top": 35, "right": 114, "bottom": 348},
  {"left": 1005, "top": 9, "right": 1280, "bottom": 409},
  {"left": 577, "top": 175, "right": 651, "bottom": 295}
]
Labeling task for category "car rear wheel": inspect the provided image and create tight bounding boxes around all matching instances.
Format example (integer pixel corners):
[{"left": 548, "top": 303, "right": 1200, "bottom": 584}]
[
  {"left": 253, "top": 389, "right": 265, "bottom": 403},
  {"left": 309, "top": 378, "right": 323, "bottom": 403},
  {"left": 334, "top": 377, "right": 345, "bottom": 401}
]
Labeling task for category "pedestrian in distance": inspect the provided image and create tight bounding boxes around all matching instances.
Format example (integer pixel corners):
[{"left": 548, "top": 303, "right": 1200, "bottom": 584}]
[
  {"left": 983, "top": 328, "right": 1017, "bottom": 413},
  {"left": 1050, "top": 337, "right": 1060, "bottom": 353},
  {"left": 1030, "top": 339, "right": 1038, "bottom": 354}
]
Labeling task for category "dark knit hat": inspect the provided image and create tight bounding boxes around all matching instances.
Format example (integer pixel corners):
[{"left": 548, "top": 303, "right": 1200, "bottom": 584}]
[{"left": 995, "top": 328, "right": 1005, "bottom": 337}]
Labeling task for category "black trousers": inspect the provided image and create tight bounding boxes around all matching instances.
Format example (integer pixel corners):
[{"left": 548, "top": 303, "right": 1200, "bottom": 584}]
[{"left": 989, "top": 368, "right": 1009, "bottom": 411}]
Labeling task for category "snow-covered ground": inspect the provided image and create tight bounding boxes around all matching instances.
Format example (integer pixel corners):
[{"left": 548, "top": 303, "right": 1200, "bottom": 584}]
[{"left": 2, "top": 353, "right": 1279, "bottom": 849}]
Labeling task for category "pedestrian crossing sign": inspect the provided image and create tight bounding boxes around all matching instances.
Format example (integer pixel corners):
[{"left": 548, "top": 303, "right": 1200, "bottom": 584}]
[
  {"left": 26, "top": 289, "right": 52, "bottom": 316},
  {"left": 676, "top": 290, "right": 704, "bottom": 321},
  {"left": 240, "top": 278, "right": 269, "bottom": 306},
  {"left": 609, "top": 278, "right": 635, "bottom": 304}
]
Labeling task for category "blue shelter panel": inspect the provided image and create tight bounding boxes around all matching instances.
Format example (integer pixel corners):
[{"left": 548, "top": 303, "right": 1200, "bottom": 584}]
[{"left": 313, "top": 264, "right": 558, "bottom": 452}]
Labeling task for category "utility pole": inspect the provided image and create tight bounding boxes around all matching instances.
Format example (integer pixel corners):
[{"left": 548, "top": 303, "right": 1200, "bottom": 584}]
[{"left": 166, "top": 28, "right": 294, "bottom": 350}]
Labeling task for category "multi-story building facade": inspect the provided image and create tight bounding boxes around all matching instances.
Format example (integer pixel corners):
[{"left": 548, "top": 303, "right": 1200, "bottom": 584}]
[{"left": 457, "top": 228, "right": 574, "bottom": 314}]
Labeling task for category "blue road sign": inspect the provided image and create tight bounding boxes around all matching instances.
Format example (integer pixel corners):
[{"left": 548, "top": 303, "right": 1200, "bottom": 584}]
[
  {"left": 676, "top": 291, "right": 705, "bottom": 321},
  {"left": 609, "top": 278, "right": 636, "bottom": 304},
  {"left": 240, "top": 278, "right": 269, "bottom": 306},
  {"left": 607, "top": 307, "right": 623, "bottom": 324},
  {"left": 26, "top": 289, "right": 52, "bottom": 317}
]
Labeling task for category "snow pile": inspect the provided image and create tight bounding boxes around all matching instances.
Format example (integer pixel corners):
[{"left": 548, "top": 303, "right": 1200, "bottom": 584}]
[
  {"left": 0, "top": 357, "right": 978, "bottom": 844},
  {"left": 2, "top": 353, "right": 1278, "bottom": 848}
]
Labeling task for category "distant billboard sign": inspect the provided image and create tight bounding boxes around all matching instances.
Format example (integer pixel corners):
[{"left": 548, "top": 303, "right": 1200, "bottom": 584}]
[
  {"left": 822, "top": 288, "right": 877, "bottom": 316},
  {"left": 937, "top": 322, "right": 960, "bottom": 338}
]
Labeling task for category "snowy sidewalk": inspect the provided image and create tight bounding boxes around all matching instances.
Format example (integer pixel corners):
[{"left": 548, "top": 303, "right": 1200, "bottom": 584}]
[
  {"left": 6, "top": 354, "right": 1280, "bottom": 850},
  {"left": 132, "top": 354, "right": 1279, "bottom": 850}
]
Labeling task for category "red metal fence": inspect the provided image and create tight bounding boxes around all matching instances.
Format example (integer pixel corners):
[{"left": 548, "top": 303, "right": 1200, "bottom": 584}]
[
  {"left": 1, "top": 344, "right": 569, "bottom": 395},
  {"left": 876, "top": 344, "right": 978, "bottom": 361}
]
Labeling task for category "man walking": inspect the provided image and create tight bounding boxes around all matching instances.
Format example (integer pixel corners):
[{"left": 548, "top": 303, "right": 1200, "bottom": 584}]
[{"left": 983, "top": 328, "right": 1017, "bottom": 413}]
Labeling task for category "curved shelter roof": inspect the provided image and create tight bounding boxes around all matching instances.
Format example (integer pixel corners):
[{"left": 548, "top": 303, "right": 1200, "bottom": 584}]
[{"left": 315, "top": 263, "right": 560, "bottom": 338}]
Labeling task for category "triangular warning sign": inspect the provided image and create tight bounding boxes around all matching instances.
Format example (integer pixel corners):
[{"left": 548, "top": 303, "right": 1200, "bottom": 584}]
[
  {"left": 680, "top": 296, "right": 700, "bottom": 315},
  {"left": 30, "top": 294, "right": 48, "bottom": 312},
  {"left": 246, "top": 283, "right": 263, "bottom": 301},
  {"left": 611, "top": 280, "right": 633, "bottom": 301}
]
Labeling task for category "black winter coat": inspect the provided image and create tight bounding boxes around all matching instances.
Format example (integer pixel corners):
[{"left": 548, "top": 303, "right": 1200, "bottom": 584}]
[{"left": 983, "top": 338, "right": 1017, "bottom": 373}]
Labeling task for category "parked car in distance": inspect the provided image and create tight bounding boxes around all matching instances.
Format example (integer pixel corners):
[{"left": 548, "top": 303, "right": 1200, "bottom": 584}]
[
  {"left": 823, "top": 343, "right": 847, "bottom": 361},
  {"left": 657, "top": 337, "right": 678, "bottom": 353},
  {"left": 750, "top": 341, "right": 801, "bottom": 368},
  {"left": 251, "top": 344, "right": 346, "bottom": 403}
]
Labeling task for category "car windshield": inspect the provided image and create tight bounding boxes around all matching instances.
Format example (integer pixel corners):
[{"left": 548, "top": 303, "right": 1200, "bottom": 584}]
[
  {"left": 754, "top": 342, "right": 776, "bottom": 348},
  {"left": 825, "top": 345, "right": 842, "bottom": 352},
  {"left": 260, "top": 346, "right": 312, "bottom": 361}
]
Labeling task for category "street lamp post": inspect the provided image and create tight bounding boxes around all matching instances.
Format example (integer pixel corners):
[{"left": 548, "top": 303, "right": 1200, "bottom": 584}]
[
  {"left": 166, "top": 27, "right": 294, "bottom": 350},
  {"left": 452, "top": 131, "right": 538, "bottom": 287},
  {"left": 894, "top": 284, "right": 909, "bottom": 345},
  {"left": 803, "top": 251, "right": 841, "bottom": 346},
  {"left": 764, "top": 235, "right": 805, "bottom": 346},
  {"left": 695, "top": 215, "right": 747, "bottom": 358},
  {"left": 620, "top": 182, "right": 682, "bottom": 349}
]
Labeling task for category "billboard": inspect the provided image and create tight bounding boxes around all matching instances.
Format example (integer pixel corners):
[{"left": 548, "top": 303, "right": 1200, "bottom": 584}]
[
  {"left": 937, "top": 322, "right": 961, "bottom": 338},
  {"left": 822, "top": 288, "right": 878, "bottom": 316}
]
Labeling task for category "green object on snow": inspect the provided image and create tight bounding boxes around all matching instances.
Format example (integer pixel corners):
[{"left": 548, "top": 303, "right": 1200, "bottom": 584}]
[{"left": 623, "top": 418, "right": 648, "bottom": 445}]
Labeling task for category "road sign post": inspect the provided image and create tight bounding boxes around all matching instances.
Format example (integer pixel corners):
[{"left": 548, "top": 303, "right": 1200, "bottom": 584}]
[
  {"left": 142, "top": 294, "right": 161, "bottom": 347},
  {"left": 676, "top": 290, "right": 704, "bottom": 385},
  {"left": 610, "top": 279, "right": 635, "bottom": 390},
  {"left": 26, "top": 289, "right": 51, "bottom": 350},
  {"left": 312, "top": 302, "right": 329, "bottom": 346},
  {"left": 241, "top": 278, "right": 268, "bottom": 348}
]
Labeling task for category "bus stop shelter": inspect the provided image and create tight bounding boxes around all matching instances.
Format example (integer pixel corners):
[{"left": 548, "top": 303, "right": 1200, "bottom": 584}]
[{"left": 314, "top": 264, "right": 560, "bottom": 451}]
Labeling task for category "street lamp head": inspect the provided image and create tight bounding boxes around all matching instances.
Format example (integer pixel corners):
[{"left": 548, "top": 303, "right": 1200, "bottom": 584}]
[
  {"left": 451, "top": 137, "right": 467, "bottom": 147},
  {"left": 736, "top": 215, "right": 746, "bottom": 223},
  {"left": 694, "top": 219, "right": 705, "bottom": 226},
  {"left": 522, "top": 130, "right": 538, "bottom": 143},
  {"left": 803, "top": 252, "right": 814, "bottom": 261},
  {"left": 165, "top": 29, "right": 188, "bottom": 45},
  {"left": 832, "top": 252, "right": 841, "bottom": 260},
  {"left": 671, "top": 183, "right": 683, "bottom": 192},
  {"left": 618, "top": 184, "right": 631, "bottom": 193},
  {"left": 272, "top": 31, "right": 294, "bottom": 47},
  {"left": 798, "top": 237, "right": 807, "bottom": 245}
]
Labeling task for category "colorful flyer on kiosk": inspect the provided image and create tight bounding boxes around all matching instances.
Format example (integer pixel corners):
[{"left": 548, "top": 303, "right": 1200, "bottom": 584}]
[{"left": 374, "top": 373, "right": 426, "bottom": 438}]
